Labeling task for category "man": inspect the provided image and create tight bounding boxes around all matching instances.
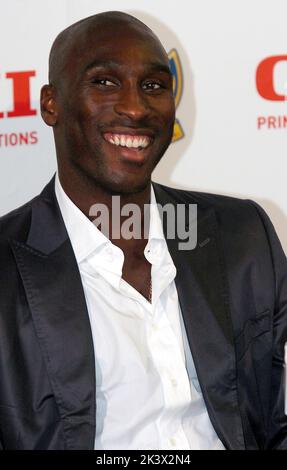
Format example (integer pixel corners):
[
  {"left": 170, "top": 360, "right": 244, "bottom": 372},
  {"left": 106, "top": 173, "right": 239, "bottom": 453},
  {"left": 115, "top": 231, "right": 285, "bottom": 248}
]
[{"left": 0, "top": 11, "right": 286, "bottom": 450}]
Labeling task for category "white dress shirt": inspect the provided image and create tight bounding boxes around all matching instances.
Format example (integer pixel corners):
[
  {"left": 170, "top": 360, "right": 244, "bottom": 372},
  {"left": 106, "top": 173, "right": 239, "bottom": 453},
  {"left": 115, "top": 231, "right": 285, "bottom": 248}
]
[{"left": 55, "top": 174, "right": 225, "bottom": 450}]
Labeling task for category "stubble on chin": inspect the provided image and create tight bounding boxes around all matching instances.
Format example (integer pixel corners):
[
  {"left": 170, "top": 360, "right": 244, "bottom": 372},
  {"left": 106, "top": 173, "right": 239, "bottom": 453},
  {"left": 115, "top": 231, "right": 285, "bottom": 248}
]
[{"left": 69, "top": 156, "right": 151, "bottom": 196}]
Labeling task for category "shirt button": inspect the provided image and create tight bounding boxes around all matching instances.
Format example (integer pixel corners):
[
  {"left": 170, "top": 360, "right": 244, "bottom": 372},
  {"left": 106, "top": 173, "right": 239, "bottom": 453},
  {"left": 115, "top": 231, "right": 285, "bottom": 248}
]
[
  {"left": 145, "top": 249, "right": 152, "bottom": 260},
  {"left": 152, "top": 323, "right": 158, "bottom": 331}
]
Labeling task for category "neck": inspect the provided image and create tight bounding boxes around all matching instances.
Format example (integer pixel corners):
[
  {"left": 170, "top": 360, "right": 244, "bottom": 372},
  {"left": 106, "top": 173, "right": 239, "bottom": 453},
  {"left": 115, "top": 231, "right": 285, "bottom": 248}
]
[{"left": 57, "top": 167, "right": 152, "bottom": 251}]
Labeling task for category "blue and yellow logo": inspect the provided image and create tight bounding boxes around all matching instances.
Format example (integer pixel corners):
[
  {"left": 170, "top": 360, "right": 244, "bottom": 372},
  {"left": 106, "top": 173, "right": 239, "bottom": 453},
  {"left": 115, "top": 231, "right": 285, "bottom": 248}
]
[{"left": 168, "top": 48, "right": 184, "bottom": 142}]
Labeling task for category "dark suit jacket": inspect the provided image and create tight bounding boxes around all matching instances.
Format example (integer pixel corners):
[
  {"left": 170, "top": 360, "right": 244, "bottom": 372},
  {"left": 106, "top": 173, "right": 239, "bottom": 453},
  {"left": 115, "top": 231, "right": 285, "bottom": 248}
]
[{"left": 0, "top": 177, "right": 287, "bottom": 450}]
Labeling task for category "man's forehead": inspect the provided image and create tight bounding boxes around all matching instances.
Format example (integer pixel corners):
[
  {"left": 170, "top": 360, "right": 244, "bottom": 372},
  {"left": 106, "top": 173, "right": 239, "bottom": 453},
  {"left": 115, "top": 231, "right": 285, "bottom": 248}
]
[
  {"left": 71, "top": 21, "right": 166, "bottom": 62},
  {"left": 82, "top": 34, "right": 168, "bottom": 66},
  {"left": 49, "top": 13, "right": 169, "bottom": 83}
]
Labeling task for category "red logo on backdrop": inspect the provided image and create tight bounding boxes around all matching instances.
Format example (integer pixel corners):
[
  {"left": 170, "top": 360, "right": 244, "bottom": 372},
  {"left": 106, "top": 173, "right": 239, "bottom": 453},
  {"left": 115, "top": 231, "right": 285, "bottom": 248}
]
[
  {"left": 256, "top": 56, "right": 287, "bottom": 130},
  {"left": 0, "top": 70, "right": 38, "bottom": 148},
  {"left": 0, "top": 71, "right": 37, "bottom": 117},
  {"left": 256, "top": 55, "right": 287, "bottom": 101}
]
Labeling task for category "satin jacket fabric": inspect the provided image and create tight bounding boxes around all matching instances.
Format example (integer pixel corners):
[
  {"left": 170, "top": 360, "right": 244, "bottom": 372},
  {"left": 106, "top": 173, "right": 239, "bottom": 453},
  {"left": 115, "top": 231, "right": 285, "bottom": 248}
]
[{"left": 0, "top": 177, "right": 286, "bottom": 450}]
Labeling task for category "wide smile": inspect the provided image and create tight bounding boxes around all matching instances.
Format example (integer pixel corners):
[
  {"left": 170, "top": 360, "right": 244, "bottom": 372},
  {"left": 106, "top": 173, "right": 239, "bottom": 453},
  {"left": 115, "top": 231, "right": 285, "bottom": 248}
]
[
  {"left": 102, "top": 132, "right": 154, "bottom": 164},
  {"left": 103, "top": 132, "right": 152, "bottom": 149}
]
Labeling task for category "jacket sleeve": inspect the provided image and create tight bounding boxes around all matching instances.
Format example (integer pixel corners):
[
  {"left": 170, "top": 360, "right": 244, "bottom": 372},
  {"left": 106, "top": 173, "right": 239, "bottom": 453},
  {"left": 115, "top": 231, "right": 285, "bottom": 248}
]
[{"left": 249, "top": 200, "right": 287, "bottom": 449}]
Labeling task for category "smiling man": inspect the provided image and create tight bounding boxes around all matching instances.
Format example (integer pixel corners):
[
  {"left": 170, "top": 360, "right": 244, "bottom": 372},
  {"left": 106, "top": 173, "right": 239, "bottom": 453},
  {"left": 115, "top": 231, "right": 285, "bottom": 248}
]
[
  {"left": 41, "top": 11, "right": 175, "bottom": 302},
  {"left": 0, "top": 11, "right": 287, "bottom": 450}
]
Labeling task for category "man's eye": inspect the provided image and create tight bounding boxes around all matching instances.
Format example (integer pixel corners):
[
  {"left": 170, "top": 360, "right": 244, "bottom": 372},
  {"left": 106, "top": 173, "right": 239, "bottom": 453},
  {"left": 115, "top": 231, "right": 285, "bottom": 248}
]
[
  {"left": 142, "top": 82, "right": 163, "bottom": 91},
  {"left": 92, "top": 78, "right": 117, "bottom": 87}
]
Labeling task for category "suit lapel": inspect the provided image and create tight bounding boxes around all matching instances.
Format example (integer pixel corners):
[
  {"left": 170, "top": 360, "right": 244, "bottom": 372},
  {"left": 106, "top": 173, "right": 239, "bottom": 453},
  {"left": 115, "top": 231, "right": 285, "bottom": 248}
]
[
  {"left": 10, "top": 179, "right": 95, "bottom": 450},
  {"left": 153, "top": 183, "right": 245, "bottom": 450}
]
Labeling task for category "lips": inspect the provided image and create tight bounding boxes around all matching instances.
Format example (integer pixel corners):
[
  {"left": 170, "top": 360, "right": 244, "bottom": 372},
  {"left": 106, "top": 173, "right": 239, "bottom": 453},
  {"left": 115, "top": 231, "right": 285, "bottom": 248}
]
[{"left": 103, "top": 132, "right": 152, "bottom": 150}]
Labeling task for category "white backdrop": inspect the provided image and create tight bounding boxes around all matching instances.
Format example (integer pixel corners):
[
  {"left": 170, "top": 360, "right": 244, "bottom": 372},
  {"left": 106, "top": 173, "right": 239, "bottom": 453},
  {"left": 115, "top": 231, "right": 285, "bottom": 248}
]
[{"left": 1, "top": 0, "right": 287, "bottom": 252}]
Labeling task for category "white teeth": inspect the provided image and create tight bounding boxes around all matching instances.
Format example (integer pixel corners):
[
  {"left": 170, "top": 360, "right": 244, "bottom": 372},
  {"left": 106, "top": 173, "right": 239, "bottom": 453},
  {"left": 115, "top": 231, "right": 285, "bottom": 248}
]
[
  {"left": 132, "top": 138, "right": 139, "bottom": 148},
  {"left": 106, "top": 134, "right": 150, "bottom": 149},
  {"left": 140, "top": 138, "right": 148, "bottom": 148}
]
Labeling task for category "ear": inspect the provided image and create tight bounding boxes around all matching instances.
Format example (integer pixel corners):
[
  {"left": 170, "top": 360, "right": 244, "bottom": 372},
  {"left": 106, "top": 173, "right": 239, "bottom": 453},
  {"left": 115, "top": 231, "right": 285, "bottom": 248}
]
[{"left": 40, "top": 84, "right": 58, "bottom": 126}]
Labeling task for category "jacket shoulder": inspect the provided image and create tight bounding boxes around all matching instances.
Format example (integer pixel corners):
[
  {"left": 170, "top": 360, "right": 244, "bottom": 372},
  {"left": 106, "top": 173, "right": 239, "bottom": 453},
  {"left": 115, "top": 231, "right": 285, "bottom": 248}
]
[
  {"left": 153, "top": 181, "right": 256, "bottom": 212},
  {"left": 0, "top": 195, "right": 39, "bottom": 244},
  {"left": 153, "top": 182, "right": 276, "bottom": 244},
  {"left": 0, "top": 177, "right": 56, "bottom": 243}
]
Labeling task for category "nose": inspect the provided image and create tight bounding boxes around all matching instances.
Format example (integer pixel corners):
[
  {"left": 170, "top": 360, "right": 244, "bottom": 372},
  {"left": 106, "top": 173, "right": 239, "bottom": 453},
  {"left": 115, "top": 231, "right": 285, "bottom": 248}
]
[{"left": 114, "top": 84, "right": 150, "bottom": 121}]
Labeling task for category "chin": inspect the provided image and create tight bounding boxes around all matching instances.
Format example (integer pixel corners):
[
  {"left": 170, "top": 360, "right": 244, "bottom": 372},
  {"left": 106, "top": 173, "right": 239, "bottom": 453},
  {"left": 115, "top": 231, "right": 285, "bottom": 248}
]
[
  {"left": 94, "top": 174, "right": 151, "bottom": 194},
  {"left": 99, "top": 177, "right": 151, "bottom": 195}
]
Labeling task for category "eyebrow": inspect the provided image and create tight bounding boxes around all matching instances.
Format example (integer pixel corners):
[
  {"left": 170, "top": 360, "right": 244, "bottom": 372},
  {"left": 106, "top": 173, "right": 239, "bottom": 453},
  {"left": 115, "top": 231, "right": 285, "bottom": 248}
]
[{"left": 84, "top": 59, "right": 172, "bottom": 76}]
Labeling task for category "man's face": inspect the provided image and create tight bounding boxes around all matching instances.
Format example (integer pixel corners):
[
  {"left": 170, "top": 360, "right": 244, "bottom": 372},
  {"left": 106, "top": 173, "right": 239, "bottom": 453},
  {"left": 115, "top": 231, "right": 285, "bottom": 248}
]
[{"left": 52, "top": 23, "right": 175, "bottom": 194}]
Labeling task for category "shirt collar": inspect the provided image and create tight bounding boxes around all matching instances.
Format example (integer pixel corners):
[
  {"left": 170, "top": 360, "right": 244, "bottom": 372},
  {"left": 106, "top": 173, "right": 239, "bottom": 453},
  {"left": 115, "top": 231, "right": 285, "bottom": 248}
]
[
  {"left": 148, "top": 186, "right": 166, "bottom": 243},
  {"left": 55, "top": 174, "right": 165, "bottom": 264},
  {"left": 55, "top": 173, "right": 110, "bottom": 263}
]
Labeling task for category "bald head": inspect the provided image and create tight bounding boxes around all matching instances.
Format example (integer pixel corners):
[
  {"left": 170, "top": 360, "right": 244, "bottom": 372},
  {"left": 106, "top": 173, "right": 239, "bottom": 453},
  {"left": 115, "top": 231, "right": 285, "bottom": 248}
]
[{"left": 48, "top": 11, "right": 168, "bottom": 85}]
